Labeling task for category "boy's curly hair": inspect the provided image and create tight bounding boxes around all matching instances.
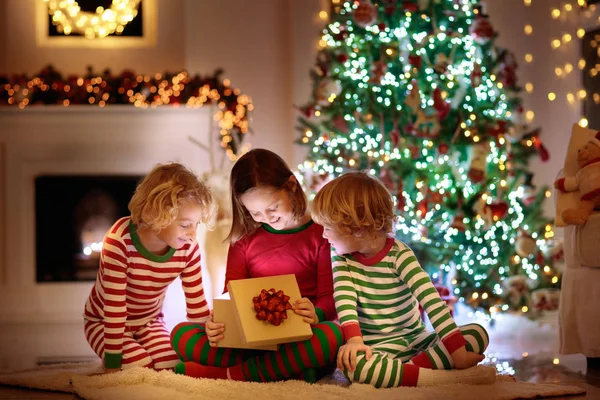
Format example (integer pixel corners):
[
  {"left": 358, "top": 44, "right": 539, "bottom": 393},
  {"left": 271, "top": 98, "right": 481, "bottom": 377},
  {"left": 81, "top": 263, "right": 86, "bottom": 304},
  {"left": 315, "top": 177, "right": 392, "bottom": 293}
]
[
  {"left": 128, "top": 163, "right": 216, "bottom": 231},
  {"left": 311, "top": 171, "right": 395, "bottom": 237}
]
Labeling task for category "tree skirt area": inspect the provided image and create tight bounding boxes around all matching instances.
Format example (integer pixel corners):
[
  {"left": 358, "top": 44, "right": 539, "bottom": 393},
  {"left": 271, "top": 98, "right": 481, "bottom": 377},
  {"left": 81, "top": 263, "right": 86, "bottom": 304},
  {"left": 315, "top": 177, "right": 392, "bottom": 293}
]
[{"left": 0, "top": 362, "right": 585, "bottom": 400}]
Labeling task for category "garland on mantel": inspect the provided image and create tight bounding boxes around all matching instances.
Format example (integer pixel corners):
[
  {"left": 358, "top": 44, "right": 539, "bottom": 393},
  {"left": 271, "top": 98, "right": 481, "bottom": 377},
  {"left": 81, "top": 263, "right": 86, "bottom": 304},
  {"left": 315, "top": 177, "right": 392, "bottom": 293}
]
[{"left": 0, "top": 65, "right": 252, "bottom": 159}]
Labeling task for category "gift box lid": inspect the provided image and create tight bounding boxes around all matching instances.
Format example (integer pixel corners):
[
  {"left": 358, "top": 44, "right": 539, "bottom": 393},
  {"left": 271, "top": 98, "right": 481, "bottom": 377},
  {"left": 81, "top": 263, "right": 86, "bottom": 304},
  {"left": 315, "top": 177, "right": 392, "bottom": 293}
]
[{"left": 227, "top": 274, "right": 313, "bottom": 347}]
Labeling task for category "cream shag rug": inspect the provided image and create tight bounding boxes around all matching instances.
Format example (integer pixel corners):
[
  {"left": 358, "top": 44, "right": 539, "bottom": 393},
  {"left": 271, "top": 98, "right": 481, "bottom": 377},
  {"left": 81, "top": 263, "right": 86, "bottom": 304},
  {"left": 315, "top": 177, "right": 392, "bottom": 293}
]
[{"left": 0, "top": 362, "right": 586, "bottom": 400}]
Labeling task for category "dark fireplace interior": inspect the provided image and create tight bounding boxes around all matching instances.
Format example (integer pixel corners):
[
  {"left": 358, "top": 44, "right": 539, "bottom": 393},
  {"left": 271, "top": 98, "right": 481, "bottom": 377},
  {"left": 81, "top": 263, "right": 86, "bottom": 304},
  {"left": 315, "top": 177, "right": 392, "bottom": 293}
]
[{"left": 35, "top": 175, "right": 143, "bottom": 282}]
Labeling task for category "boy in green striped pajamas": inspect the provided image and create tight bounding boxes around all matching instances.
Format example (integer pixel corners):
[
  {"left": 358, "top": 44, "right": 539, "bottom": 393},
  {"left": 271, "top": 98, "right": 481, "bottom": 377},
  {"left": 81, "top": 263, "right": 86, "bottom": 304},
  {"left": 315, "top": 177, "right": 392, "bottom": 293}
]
[{"left": 311, "top": 171, "right": 495, "bottom": 387}]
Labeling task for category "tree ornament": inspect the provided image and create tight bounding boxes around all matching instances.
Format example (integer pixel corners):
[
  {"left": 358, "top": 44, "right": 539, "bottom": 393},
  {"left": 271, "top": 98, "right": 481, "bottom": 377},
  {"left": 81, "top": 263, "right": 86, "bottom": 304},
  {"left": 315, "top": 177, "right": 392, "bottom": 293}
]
[
  {"left": 369, "top": 60, "right": 388, "bottom": 84},
  {"left": 467, "top": 142, "right": 489, "bottom": 184},
  {"left": 402, "top": 1, "right": 420, "bottom": 13},
  {"left": 471, "top": 63, "right": 483, "bottom": 87},
  {"left": 413, "top": 110, "right": 441, "bottom": 138},
  {"left": 315, "top": 50, "right": 332, "bottom": 77},
  {"left": 434, "top": 53, "right": 451, "bottom": 75},
  {"left": 408, "top": 54, "right": 422, "bottom": 68},
  {"left": 531, "top": 288, "right": 560, "bottom": 312},
  {"left": 498, "top": 51, "right": 518, "bottom": 88},
  {"left": 506, "top": 106, "right": 527, "bottom": 143},
  {"left": 521, "top": 172, "right": 537, "bottom": 206},
  {"left": 296, "top": 104, "right": 315, "bottom": 118},
  {"left": 541, "top": 239, "right": 565, "bottom": 272},
  {"left": 332, "top": 115, "right": 350, "bottom": 133},
  {"left": 405, "top": 81, "right": 422, "bottom": 112},
  {"left": 451, "top": 210, "right": 466, "bottom": 231},
  {"left": 333, "top": 25, "right": 348, "bottom": 41},
  {"left": 353, "top": 0, "right": 378, "bottom": 28},
  {"left": 487, "top": 120, "right": 508, "bottom": 140},
  {"left": 337, "top": 53, "right": 349, "bottom": 63},
  {"left": 437, "top": 142, "right": 450, "bottom": 155},
  {"left": 485, "top": 200, "right": 509, "bottom": 222},
  {"left": 396, "top": 181, "right": 406, "bottom": 210},
  {"left": 314, "top": 79, "right": 342, "bottom": 106},
  {"left": 417, "top": 186, "right": 429, "bottom": 216},
  {"left": 469, "top": 14, "right": 495, "bottom": 44},
  {"left": 432, "top": 88, "right": 450, "bottom": 121},
  {"left": 531, "top": 134, "right": 550, "bottom": 162},
  {"left": 474, "top": 196, "right": 508, "bottom": 226},
  {"left": 516, "top": 229, "right": 537, "bottom": 258},
  {"left": 389, "top": 123, "right": 401, "bottom": 148},
  {"left": 380, "top": 167, "right": 397, "bottom": 191},
  {"left": 407, "top": 143, "right": 421, "bottom": 159},
  {"left": 503, "top": 275, "right": 531, "bottom": 309}
]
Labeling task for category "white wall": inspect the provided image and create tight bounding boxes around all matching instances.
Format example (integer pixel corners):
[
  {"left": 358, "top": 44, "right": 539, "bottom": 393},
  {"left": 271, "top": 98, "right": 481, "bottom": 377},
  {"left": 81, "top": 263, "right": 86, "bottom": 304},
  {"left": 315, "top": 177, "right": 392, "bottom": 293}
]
[{"left": 1, "top": 0, "right": 186, "bottom": 75}]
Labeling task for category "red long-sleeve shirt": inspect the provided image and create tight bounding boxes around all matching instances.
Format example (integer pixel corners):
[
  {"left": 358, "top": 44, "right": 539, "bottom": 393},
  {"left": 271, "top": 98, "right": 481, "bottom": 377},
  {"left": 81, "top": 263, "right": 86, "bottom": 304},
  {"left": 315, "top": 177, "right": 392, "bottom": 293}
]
[{"left": 224, "top": 220, "right": 336, "bottom": 322}]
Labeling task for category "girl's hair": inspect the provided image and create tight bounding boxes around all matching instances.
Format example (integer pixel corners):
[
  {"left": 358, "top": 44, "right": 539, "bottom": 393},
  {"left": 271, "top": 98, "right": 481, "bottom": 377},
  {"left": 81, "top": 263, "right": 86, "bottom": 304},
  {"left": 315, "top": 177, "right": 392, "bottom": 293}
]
[
  {"left": 227, "top": 149, "right": 307, "bottom": 243},
  {"left": 129, "top": 163, "right": 216, "bottom": 231},
  {"left": 311, "top": 171, "right": 395, "bottom": 237}
]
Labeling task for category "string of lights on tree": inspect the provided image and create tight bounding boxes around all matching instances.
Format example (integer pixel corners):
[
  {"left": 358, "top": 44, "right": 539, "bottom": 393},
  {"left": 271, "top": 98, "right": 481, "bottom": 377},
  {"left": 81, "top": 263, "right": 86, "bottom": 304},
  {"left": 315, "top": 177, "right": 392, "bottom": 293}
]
[
  {"left": 297, "top": 0, "right": 564, "bottom": 318},
  {"left": 0, "top": 65, "right": 252, "bottom": 160}
]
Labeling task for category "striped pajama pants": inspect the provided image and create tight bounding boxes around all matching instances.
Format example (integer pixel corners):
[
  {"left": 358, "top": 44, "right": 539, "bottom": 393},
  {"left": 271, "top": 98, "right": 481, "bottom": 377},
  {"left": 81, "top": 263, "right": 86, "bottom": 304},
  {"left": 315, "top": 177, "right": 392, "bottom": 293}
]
[
  {"left": 84, "top": 317, "right": 180, "bottom": 370},
  {"left": 344, "top": 323, "right": 489, "bottom": 387},
  {"left": 170, "top": 321, "right": 344, "bottom": 382}
]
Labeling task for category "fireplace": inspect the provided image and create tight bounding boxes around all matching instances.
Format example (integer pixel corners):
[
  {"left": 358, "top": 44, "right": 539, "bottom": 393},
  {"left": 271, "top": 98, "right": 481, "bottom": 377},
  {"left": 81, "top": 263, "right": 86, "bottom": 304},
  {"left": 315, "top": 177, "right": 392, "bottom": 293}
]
[
  {"left": 35, "top": 174, "right": 143, "bottom": 282},
  {"left": 0, "top": 106, "right": 217, "bottom": 323}
]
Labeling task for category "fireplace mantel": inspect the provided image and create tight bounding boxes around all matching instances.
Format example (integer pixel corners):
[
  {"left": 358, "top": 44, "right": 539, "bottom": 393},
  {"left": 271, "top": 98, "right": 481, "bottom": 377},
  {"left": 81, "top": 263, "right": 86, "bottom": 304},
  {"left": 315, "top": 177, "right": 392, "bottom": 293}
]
[{"left": 0, "top": 105, "right": 220, "bottom": 323}]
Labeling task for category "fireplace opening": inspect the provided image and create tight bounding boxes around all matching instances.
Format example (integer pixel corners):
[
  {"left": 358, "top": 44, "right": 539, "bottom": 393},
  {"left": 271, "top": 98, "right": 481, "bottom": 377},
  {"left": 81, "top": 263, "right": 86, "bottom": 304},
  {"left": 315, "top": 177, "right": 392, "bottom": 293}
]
[{"left": 35, "top": 175, "right": 143, "bottom": 282}]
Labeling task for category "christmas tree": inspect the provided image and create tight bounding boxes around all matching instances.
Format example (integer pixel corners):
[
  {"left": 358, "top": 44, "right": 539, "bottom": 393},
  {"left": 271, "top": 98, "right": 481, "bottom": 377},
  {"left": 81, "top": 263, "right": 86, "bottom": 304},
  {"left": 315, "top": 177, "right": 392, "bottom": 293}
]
[{"left": 297, "top": 0, "right": 564, "bottom": 317}]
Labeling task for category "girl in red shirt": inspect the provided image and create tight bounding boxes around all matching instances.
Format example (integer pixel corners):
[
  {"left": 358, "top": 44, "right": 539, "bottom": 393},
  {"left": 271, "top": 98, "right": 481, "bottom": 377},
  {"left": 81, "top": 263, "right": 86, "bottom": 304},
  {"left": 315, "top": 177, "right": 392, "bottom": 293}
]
[{"left": 171, "top": 149, "right": 342, "bottom": 382}]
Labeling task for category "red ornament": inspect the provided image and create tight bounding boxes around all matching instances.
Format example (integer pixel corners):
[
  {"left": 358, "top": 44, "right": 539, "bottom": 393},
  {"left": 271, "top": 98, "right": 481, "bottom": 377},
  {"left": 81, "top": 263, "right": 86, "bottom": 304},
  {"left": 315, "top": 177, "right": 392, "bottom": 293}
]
[
  {"left": 407, "top": 143, "right": 421, "bottom": 159},
  {"left": 429, "top": 191, "right": 444, "bottom": 204},
  {"left": 402, "top": 1, "right": 419, "bottom": 13},
  {"left": 369, "top": 60, "right": 388, "bottom": 84},
  {"left": 377, "top": 22, "right": 387, "bottom": 31},
  {"left": 353, "top": 1, "right": 378, "bottom": 28},
  {"left": 535, "top": 250, "right": 545, "bottom": 266},
  {"left": 438, "top": 143, "right": 450, "bottom": 154},
  {"left": 332, "top": 115, "right": 350, "bottom": 133},
  {"left": 396, "top": 193, "right": 406, "bottom": 210},
  {"left": 487, "top": 120, "right": 508, "bottom": 138},
  {"left": 252, "top": 288, "right": 292, "bottom": 326},
  {"left": 432, "top": 88, "right": 450, "bottom": 121},
  {"left": 417, "top": 199, "right": 429, "bottom": 216},
  {"left": 295, "top": 104, "right": 315, "bottom": 118},
  {"left": 471, "top": 63, "right": 483, "bottom": 87},
  {"left": 408, "top": 54, "right": 422, "bottom": 68},
  {"left": 451, "top": 211, "right": 466, "bottom": 231},
  {"left": 469, "top": 15, "right": 495, "bottom": 43},
  {"left": 390, "top": 127, "right": 401, "bottom": 148},
  {"left": 483, "top": 201, "right": 509, "bottom": 221},
  {"left": 337, "top": 54, "right": 349, "bottom": 63},
  {"left": 531, "top": 135, "right": 550, "bottom": 162},
  {"left": 380, "top": 168, "right": 396, "bottom": 191}
]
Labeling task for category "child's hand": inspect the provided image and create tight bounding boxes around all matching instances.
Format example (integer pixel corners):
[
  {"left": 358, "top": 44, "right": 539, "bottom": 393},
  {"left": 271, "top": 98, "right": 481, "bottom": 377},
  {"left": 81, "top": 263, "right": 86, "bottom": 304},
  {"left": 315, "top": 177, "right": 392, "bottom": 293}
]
[
  {"left": 337, "top": 337, "right": 372, "bottom": 371},
  {"left": 451, "top": 345, "right": 485, "bottom": 369},
  {"left": 205, "top": 310, "right": 225, "bottom": 347},
  {"left": 292, "top": 298, "right": 318, "bottom": 325}
]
